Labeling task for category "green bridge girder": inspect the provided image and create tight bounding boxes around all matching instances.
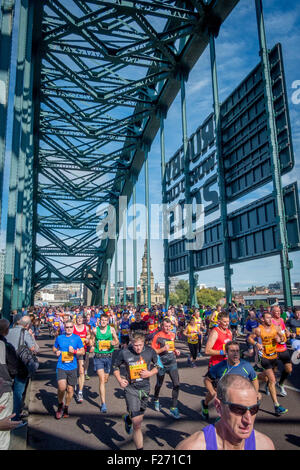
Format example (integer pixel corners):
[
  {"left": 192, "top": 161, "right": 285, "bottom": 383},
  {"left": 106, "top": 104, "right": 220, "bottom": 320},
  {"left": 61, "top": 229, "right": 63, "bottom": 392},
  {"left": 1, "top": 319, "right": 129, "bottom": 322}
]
[{"left": 0, "top": 0, "right": 240, "bottom": 315}]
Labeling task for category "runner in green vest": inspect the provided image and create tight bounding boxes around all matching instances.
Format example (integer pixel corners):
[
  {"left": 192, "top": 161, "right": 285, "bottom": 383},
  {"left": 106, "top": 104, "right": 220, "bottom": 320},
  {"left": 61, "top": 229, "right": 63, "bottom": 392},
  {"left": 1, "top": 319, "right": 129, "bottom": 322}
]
[{"left": 91, "top": 314, "right": 119, "bottom": 413}]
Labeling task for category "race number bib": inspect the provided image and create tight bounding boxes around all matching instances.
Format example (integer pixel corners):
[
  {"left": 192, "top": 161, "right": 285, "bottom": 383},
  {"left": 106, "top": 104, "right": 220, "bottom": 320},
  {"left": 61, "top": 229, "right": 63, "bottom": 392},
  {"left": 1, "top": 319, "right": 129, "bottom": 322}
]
[
  {"left": 129, "top": 362, "right": 147, "bottom": 381},
  {"left": 165, "top": 340, "right": 175, "bottom": 351},
  {"left": 265, "top": 344, "right": 276, "bottom": 356},
  {"left": 61, "top": 351, "right": 74, "bottom": 363},
  {"left": 98, "top": 340, "right": 111, "bottom": 351},
  {"left": 296, "top": 328, "right": 300, "bottom": 337}
]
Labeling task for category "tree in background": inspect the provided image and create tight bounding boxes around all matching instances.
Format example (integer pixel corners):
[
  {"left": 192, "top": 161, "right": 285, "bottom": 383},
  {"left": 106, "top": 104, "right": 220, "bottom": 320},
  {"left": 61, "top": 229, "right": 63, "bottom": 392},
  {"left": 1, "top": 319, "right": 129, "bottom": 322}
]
[
  {"left": 169, "top": 281, "right": 224, "bottom": 307},
  {"left": 252, "top": 300, "right": 269, "bottom": 309},
  {"left": 196, "top": 288, "right": 224, "bottom": 307}
]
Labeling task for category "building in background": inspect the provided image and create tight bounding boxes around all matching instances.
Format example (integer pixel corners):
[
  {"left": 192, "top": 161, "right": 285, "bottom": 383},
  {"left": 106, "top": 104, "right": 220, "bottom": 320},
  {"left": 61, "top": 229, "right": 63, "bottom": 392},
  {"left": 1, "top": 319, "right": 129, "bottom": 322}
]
[
  {"left": 139, "top": 241, "right": 164, "bottom": 305},
  {"left": 34, "top": 283, "right": 83, "bottom": 306}
]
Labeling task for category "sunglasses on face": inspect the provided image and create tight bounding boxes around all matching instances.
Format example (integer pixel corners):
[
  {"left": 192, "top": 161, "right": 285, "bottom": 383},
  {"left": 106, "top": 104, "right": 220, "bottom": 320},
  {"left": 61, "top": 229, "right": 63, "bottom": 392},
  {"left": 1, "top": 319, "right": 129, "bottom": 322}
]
[{"left": 221, "top": 400, "right": 260, "bottom": 416}]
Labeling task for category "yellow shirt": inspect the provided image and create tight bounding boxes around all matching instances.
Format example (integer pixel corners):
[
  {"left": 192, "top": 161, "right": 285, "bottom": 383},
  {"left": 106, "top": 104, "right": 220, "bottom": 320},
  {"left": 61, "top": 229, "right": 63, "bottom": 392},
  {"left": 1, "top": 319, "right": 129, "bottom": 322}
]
[
  {"left": 209, "top": 311, "right": 219, "bottom": 329},
  {"left": 186, "top": 325, "right": 199, "bottom": 344}
]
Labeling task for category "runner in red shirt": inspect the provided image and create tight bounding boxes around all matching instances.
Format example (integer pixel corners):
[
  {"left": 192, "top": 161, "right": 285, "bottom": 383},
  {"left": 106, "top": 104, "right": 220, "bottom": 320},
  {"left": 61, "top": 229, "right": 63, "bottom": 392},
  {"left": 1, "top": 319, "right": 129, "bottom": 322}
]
[
  {"left": 73, "top": 315, "right": 90, "bottom": 403},
  {"left": 205, "top": 311, "right": 232, "bottom": 368},
  {"left": 147, "top": 310, "right": 159, "bottom": 342},
  {"left": 151, "top": 318, "right": 181, "bottom": 419},
  {"left": 201, "top": 311, "right": 232, "bottom": 420},
  {"left": 141, "top": 307, "right": 150, "bottom": 322}
]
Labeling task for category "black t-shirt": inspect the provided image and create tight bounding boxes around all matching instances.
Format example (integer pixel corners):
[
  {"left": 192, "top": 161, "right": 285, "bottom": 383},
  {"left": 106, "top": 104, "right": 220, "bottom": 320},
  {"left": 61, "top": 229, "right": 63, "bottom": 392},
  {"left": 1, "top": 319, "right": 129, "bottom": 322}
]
[
  {"left": 112, "top": 344, "right": 158, "bottom": 389},
  {"left": 129, "top": 321, "right": 148, "bottom": 333},
  {"left": 287, "top": 317, "right": 300, "bottom": 339}
]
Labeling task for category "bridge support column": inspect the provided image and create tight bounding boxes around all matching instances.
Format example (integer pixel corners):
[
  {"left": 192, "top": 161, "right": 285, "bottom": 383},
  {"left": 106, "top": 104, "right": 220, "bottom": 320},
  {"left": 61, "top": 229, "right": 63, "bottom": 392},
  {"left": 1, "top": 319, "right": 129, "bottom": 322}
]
[
  {"left": 160, "top": 115, "right": 170, "bottom": 309},
  {"left": 181, "top": 75, "right": 196, "bottom": 307},
  {"left": 144, "top": 146, "right": 151, "bottom": 308},
  {"left": 255, "top": 0, "right": 293, "bottom": 307},
  {"left": 209, "top": 33, "right": 232, "bottom": 306},
  {"left": 132, "top": 176, "right": 138, "bottom": 307}
]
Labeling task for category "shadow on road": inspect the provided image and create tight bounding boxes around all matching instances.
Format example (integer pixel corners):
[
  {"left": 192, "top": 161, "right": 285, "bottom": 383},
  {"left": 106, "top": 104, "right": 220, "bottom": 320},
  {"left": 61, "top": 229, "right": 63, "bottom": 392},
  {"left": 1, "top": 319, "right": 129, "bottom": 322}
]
[
  {"left": 35, "top": 389, "right": 58, "bottom": 418},
  {"left": 285, "top": 434, "right": 300, "bottom": 448},
  {"left": 165, "top": 380, "right": 206, "bottom": 398},
  {"left": 145, "top": 423, "right": 190, "bottom": 449},
  {"left": 76, "top": 415, "right": 125, "bottom": 450}
]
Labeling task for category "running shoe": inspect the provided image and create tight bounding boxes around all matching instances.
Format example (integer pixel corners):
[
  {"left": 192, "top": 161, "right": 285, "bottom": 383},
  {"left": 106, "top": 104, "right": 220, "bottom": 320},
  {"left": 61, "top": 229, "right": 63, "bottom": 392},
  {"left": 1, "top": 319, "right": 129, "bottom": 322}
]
[
  {"left": 154, "top": 400, "right": 161, "bottom": 412},
  {"left": 100, "top": 403, "right": 107, "bottom": 413},
  {"left": 77, "top": 391, "right": 83, "bottom": 403},
  {"left": 85, "top": 374, "right": 90, "bottom": 380},
  {"left": 274, "top": 405, "right": 288, "bottom": 416},
  {"left": 276, "top": 383, "right": 287, "bottom": 397},
  {"left": 191, "top": 362, "right": 196, "bottom": 368},
  {"left": 201, "top": 400, "right": 209, "bottom": 421},
  {"left": 55, "top": 403, "right": 64, "bottom": 420},
  {"left": 123, "top": 414, "right": 133, "bottom": 434},
  {"left": 170, "top": 407, "right": 180, "bottom": 419},
  {"left": 63, "top": 406, "right": 69, "bottom": 418}
]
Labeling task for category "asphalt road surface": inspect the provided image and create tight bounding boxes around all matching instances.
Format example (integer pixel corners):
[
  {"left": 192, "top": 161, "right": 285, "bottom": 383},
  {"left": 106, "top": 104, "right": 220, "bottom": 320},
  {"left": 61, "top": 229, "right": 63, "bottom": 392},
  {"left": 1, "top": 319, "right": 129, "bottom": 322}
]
[{"left": 25, "top": 326, "right": 300, "bottom": 451}]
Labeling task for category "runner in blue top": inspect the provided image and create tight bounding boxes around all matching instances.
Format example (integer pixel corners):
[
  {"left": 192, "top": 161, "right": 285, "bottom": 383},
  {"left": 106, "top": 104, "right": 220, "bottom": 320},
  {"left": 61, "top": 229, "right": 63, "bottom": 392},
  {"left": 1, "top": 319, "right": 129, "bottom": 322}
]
[
  {"left": 202, "top": 341, "right": 259, "bottom": 422},
  {"left": 53, "top": 320, "right": 84, "bottom": 419},
  {"left": 119, "top": 312, "right": 131, "bottom": 347},
  {"left": 243, "top": 309, "right": 260, "bottom": 359},
  {"left": 229, "top": 308, "right": 239, "bottom": 340},
  {"left": 47, "top": 310, "right": 56, "bottom": 337}
]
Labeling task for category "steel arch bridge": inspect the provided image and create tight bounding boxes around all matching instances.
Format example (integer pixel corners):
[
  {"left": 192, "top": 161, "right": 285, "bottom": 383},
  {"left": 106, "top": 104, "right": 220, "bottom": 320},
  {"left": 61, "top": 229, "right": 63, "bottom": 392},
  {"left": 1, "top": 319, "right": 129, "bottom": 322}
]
[
  {"left": 0, "top": 0, "right": 241, "bottom": 315},
  {"left": 2, "top": 0, "right": 294, "bottom": 316}
]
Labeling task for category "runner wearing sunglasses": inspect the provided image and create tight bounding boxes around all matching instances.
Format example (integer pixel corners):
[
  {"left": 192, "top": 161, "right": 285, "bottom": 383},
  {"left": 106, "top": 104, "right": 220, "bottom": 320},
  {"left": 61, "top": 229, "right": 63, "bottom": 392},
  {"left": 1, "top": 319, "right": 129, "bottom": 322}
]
[
  {"left": 176, "top": 374, "right": 275, "bottom": 450},
  {"left": 53, "top": 321, "right": 84, "bottom": 419},
  {"left": 202, "top": 341, "right": 259, "bottom": 421}
]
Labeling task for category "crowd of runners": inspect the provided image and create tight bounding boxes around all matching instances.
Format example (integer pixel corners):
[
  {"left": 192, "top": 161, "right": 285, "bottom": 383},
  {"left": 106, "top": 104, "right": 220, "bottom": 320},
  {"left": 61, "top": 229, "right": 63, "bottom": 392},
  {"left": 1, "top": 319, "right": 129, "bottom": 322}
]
[{"left": 5, "top": 301, "right": 300, "bottom": 450}]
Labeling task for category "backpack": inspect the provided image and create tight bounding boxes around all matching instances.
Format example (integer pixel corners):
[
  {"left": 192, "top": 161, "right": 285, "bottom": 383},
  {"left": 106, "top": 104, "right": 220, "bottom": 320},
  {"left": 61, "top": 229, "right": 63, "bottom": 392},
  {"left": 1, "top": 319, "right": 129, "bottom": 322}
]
[
  {"left": 16, "top": 329, "right": 39, "bottom": 378},
  {"left": 5, "top": 340, "right": 19, "bottom": 378}
]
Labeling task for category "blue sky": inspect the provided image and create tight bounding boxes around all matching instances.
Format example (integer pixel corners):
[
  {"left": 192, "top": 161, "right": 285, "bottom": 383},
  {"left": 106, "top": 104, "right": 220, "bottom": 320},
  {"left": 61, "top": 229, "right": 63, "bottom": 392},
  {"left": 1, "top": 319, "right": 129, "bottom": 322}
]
[
  {"left": 1, "top": 0, "right": 300, "bottom": 293},
  {"left": 115, "top": 0, "right": 300, "bottom": 291}
]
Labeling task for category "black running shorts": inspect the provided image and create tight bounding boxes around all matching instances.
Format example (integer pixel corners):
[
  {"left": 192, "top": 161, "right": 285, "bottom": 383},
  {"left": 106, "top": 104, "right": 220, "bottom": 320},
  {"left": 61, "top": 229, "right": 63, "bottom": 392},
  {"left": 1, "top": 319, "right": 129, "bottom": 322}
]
[
  {"left": 125, "top": 384, "right": 150, "bottom": 418},
  {"left": 57, "top": 368, "right": 77, "bottom": 387}
]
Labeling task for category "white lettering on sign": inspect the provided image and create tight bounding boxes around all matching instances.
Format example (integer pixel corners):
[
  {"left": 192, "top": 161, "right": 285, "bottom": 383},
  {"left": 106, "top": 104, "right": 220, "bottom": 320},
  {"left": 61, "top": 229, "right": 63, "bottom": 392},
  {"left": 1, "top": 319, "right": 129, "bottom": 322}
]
[
  {"left": 164, "top": 113, "right": 219, "bottom": 218},
  {"left": 292, "top": 80, "right": 300, "bottom": 105}
]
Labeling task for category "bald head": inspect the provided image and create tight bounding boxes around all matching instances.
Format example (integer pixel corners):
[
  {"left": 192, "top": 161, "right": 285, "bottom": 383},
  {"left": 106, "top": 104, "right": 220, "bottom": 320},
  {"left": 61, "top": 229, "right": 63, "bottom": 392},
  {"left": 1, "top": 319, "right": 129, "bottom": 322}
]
[
  {"left": 217, "top": 374, "right": 256, "bottom": 402},
  {"left": 0, "top": 319, "right": 10, "bottom": 336},
  {"left": 17, "top": 315, "right": 31, "bottom": 328}
]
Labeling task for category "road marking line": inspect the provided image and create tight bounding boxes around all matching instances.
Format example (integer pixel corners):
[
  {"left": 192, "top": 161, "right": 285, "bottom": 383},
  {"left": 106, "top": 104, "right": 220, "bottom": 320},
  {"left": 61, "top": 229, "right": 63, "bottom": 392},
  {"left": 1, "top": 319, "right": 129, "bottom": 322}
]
[{"left": 285, "top": 385, "right": 300, "bottom": 393}]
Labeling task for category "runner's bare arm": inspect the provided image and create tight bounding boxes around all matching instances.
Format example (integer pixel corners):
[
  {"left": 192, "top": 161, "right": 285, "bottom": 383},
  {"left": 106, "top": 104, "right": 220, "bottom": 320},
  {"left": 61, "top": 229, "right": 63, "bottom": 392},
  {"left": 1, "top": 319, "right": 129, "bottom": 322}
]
[
  {"left": 254, "top": 431, "right": 275, "bottom": 450},
  {"left": 204, "top": 376, "right": 217, "bottom": 398},
  {"left": 204, "top": 329, "right": 220, "bottom": 356},
  {"left": 248, "top": 328, "right": 262, "bottom": 349},
  {"left": 110, "top": 326, "right": 119, "bottom": 346},
  {"left": 176, "top": 432, "right": 206, "bottom": 450}
]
